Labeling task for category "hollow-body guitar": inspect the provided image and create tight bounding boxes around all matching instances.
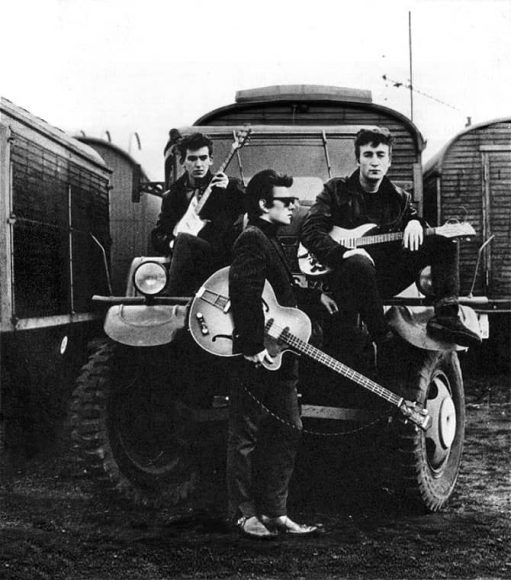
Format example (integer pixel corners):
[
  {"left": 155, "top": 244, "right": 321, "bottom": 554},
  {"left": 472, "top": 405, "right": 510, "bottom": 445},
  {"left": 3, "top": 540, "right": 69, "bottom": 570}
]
[{"left": 189, "top": 267, "right": 431, "bottom": 431}]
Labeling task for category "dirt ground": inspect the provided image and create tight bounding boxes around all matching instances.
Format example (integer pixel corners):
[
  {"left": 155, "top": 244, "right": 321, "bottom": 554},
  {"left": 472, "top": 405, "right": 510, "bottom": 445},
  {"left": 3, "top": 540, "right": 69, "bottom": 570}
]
[{"left": 1, "top": 371, "right": 510, "bottom": 580}]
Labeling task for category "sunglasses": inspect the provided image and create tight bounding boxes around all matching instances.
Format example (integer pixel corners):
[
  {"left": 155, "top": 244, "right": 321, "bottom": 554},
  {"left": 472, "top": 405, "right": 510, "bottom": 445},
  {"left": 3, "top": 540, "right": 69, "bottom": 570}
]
[{"left": 272, "top": 197, "right": 298, "bottom": 208}]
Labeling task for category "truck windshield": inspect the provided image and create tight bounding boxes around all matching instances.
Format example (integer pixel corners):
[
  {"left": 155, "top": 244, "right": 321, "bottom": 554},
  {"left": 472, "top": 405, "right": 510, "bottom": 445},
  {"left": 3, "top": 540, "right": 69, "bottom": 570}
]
[
  {"left": 171, "top": 129, "right": 360, "bottom": 205},
  {"left": 212, "top": 133, "right": 358, "bottom": 204}
]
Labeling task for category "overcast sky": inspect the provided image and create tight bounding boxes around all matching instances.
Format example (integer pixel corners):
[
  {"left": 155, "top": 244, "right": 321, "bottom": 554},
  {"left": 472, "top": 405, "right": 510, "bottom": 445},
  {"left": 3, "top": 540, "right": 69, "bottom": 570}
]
[{"left": 2, "top": 0, "right": 510, "bottom": 178}]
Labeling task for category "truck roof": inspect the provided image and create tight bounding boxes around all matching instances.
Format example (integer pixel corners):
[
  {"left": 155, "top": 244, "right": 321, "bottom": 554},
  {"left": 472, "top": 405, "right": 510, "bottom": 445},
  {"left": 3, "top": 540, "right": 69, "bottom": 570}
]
[
  {"left": 0, "top": 97, "right": 108, "bottom": 170},
  {"left": 235, "top": 85, "right": 373, "bottom": 104}
]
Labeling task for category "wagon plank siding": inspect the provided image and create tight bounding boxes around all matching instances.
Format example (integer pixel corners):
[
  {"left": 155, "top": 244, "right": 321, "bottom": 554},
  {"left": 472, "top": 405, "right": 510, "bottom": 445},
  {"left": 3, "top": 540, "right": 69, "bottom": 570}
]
[{"left": 424, "top": 119, "right": 511, "bottom": 300}]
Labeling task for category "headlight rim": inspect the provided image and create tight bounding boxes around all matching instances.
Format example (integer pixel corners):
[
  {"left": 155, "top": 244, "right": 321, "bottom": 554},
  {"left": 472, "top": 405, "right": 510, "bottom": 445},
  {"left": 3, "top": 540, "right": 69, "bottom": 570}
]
[{"left": 133, "top": 261, "right": 168, "bottom": 296}]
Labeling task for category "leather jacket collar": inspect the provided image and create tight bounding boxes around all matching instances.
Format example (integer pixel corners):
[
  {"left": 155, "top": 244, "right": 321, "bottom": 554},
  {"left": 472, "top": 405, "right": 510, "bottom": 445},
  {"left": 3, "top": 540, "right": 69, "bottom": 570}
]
[{"left": 339, "top": 170, "right": 408, "bottom": 231}]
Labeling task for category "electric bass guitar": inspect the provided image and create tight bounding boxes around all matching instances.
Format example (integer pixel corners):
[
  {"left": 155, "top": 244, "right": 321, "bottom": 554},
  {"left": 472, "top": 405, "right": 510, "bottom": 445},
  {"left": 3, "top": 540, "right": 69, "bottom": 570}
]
[
  {"left": 189, "top": 267, "right": 431, "bottom": 431},
  {"left": 298, "top": 221, "right": 476, "bottom": 276},
  {"left": 173, "top": 128, "right": 252, "bottom": 238}
]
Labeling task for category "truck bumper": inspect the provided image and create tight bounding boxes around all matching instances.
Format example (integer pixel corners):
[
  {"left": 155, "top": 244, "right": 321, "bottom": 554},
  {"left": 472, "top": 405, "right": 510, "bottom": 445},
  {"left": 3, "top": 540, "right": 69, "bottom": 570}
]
[{"left": 104, "top": 304, "right": 187, "bottom": 347}]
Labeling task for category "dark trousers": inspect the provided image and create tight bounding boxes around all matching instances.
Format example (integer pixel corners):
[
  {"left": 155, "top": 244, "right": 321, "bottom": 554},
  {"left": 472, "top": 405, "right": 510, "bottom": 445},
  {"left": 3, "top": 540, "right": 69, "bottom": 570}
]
[
  {"left": 166, "top": 233, "right": 223, "bottom": 297},
  {"left": 226, "top": 356, "right": 302, "bottom": 520},
  {"left": 330, "top": 236, "right": 459, "bottom": 341}
]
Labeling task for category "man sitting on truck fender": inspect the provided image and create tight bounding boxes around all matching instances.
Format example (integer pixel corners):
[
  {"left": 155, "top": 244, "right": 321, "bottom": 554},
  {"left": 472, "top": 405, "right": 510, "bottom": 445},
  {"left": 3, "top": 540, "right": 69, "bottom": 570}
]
[
  {"left": 300, "top": 126, "right": 481, "bottom": 349},
  {"left": 151, "top": 132, "right": 245, "bottom": 295}
]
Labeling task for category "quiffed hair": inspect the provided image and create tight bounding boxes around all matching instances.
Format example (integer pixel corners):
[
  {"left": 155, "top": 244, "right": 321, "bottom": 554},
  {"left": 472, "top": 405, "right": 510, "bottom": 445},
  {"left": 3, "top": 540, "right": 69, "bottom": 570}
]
[
  {"left": 177, "top": 132, "right": 213, "bottom": 163},
  {"left": 354, "top": 126, "right": 394, "bottom": 160},
  {"left": 246, "top": 169, "right": 293, "bottom": 219}
]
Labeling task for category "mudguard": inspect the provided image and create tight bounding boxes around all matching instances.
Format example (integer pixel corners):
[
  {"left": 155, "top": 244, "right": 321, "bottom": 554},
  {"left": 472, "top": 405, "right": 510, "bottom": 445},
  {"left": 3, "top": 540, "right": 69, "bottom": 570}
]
[
  {"left": 387, "top": 305, "right": 481, "bottom": 352},
  {"left": 104, "top": 304, "right": 187, "bottom": 347}
]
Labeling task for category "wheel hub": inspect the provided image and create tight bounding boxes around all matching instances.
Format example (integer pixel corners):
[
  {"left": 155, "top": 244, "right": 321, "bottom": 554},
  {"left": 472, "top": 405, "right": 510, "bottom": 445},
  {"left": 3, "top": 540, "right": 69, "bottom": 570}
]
[
  {"left": 438, "top": 396, "right": 456, "bottom": 448},
  {"left": 425, "top": 375, "right": 456, "bottom": 471}
]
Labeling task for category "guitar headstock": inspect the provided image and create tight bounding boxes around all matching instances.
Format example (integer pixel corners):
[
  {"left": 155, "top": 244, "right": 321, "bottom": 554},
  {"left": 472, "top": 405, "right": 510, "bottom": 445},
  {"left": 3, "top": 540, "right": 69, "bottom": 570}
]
[
  {"left": 399, "top": 400, "right": 432, "bottom": 431},
  {"left": 436, "top": 220, "right": 476, "bottom": 239},
  {"left": 231, "top": 126, "right": 252, "bottom": 151}
]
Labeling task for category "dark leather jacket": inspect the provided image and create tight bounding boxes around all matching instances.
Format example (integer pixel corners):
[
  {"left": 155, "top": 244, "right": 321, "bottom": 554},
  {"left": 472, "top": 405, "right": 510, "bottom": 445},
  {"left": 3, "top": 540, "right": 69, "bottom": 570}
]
[
  {"left": 151, "top": 171, "right": 245, "bottom": 255},
  {"left": 301, "top": 170, "right": 424, "bottom": 269}
]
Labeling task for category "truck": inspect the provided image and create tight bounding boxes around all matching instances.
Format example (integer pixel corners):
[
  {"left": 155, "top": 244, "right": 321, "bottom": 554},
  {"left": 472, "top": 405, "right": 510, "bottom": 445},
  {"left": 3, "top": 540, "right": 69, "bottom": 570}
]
[{"left": 70, "top": 85, "right": 486, "bottom": 513}]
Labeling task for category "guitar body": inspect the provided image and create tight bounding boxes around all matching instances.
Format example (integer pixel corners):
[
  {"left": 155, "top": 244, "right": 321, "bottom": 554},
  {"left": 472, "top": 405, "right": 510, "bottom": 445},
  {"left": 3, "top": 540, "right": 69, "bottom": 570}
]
[
  {"left": 329, "top": 223, "right": 378, "bottom": 245},
  {"left": 189, "top": 267, "right": 312, "bottom": 371},
  {"left": 298, "top": 223, "right": 377, "bottom": 276},
  {"left": 173, "top": 194, "right": 210, "bottom": 237}
]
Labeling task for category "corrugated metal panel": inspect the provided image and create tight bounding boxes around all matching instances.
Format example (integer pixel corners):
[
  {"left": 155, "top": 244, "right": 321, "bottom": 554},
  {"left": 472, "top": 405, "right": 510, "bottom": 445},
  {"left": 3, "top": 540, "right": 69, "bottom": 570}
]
[{"left": 11, "top": 133, "right": 110, "bottom": 318}]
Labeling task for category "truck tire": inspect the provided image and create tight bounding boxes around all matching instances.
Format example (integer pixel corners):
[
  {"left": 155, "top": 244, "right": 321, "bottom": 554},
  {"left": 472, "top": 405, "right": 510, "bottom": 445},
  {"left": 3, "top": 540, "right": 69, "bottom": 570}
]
[
  {"left": 70, "top": 341, "right": 197, "bottom": 506},
  {"left": 390, "top": 348, "right": 465, "bottom": 512}
]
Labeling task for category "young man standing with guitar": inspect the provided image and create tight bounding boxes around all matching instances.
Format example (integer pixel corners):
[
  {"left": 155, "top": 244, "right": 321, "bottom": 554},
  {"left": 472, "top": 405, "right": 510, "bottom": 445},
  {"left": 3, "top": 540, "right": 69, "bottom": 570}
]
[
  {"left": 228, "top": 170, "right": 335, "bottom": 539},
  {"left": 151, "top": 132, "right": 245, "bottom": 295},
  {"left": 301, "top": 126, "right": 481, "bottom": 349}
]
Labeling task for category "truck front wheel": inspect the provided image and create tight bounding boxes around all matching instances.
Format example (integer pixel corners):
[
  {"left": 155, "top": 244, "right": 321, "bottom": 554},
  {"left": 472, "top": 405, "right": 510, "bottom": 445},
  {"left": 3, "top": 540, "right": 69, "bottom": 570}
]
[
  {"left": 71, "top": 342, "right": 197, "bottom": 506},
  {"left": 391, "top": 349, "right": 465, "bottom": 512}
]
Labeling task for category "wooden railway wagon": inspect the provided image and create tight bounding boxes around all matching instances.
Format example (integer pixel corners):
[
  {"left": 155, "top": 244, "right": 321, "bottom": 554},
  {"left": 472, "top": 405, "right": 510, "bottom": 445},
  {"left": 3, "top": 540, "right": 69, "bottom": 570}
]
[
  {"left": 0, "top": 98, "right": 111, "bottom": 456},
  {"left": 77, "top": 138, "right": 161, "bottom": 295},
  {"left": 179, "top": 84, "right": 426, "bottom": 205},
  {"left": 423, "top": 118, "right": 511, "bottom": 306}
]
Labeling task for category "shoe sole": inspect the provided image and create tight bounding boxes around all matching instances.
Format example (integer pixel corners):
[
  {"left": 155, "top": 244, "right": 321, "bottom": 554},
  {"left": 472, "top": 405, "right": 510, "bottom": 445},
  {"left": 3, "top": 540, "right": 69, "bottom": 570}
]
[
  {"left": 239, "top": 530, "right": 278, "bottom": 540},
  {"left": 427, "top": 323, "right": 482, "bottom": 348}
]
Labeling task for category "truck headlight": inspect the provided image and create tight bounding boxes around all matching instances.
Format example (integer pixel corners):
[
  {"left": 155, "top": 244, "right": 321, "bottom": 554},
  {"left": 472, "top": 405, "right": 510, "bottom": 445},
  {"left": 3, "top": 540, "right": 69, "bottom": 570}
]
[{"left": 133, "top": 262, "right": 168, "bottom": 296}]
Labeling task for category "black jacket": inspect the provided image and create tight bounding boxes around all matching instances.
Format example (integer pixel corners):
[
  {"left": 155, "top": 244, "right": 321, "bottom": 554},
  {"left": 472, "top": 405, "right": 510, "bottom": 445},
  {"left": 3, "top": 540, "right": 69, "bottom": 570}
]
[
  {"left": 229, "top": 219, "right": 300, "bottom": 357},
  {"left": 151, "top": 171, "right": 245, "bottom": 255},
  {"left": 301, "top": 170, "right": 425, "bottom": 269}
]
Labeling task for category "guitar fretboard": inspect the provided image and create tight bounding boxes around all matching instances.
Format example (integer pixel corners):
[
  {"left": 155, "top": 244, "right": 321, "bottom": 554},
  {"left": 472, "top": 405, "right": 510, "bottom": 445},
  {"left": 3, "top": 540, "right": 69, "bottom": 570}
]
[
  {"left": 198, "top": 288, "right": 402, "bottom": 407},
  {"left": 268, "top": 321, "right": 402, "bottom": 407},
  {"left": 351, "top": 227, "right": 436, "bottom": 248}
]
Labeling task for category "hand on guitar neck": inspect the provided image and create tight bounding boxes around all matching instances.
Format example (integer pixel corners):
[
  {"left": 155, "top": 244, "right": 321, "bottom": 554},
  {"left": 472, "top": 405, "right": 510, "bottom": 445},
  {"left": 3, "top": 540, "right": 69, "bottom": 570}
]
[
  {"left": 208, "top": 172, "right": 229, "bottom": 191},
  {"left": 172, "top": 127, "right": 252, "bottom": 239}
]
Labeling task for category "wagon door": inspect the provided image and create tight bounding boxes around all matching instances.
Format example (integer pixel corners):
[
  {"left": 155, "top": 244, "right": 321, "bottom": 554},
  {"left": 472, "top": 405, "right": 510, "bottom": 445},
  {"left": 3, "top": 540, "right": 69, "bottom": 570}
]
[{"left": 481, "top": 146, "right": 511, "bottom": 299}]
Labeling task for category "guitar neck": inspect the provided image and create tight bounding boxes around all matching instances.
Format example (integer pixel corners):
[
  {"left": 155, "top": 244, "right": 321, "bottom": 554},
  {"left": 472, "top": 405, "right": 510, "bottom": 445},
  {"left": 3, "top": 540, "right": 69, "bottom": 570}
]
[
  {"left": 355, "top": 226, "right": 436, "bottom": 248},
  {"left": 195, "top": 147, "right": 238, "bottom": 214},
  {"left": 197, "top": 287, "right": 402, "bottom": 407},
  {"left": 275, "top": 324, "right": 403, "bottom": 407}
]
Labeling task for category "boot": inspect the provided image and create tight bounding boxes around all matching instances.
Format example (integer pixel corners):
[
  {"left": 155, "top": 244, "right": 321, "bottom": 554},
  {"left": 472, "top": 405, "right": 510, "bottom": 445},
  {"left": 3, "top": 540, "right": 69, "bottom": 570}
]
[{"left": 427, "top": 298, "right": 481, "bottom": 348}]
